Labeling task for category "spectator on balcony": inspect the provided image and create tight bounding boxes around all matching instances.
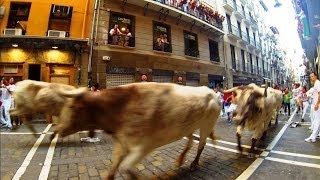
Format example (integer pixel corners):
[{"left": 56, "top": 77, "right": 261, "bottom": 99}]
[
  {"left": 155, "top": 33, "right": 170, "bottom": 52},
  {"left": 123, "top": 28, "right": 132, "bottom": 47},
  {"left": 109, "top": 24, "right": 122, "bottom": 45}
]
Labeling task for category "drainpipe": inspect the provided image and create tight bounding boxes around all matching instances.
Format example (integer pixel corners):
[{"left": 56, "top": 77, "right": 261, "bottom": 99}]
[{"left": 88, "top": 0, "right": 99, "bottom": 87}]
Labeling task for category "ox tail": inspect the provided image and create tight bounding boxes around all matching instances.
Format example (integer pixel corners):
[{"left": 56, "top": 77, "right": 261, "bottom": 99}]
[{"left": 56, "top": 87, "right": 88, "bottom": 98}]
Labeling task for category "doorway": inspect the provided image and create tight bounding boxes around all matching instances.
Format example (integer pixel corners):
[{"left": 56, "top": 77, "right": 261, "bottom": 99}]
[{"left": 28, "top": 64, "right": 41, "bottom": 81}]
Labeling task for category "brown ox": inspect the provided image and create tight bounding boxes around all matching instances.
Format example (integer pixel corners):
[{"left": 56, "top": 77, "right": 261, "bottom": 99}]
[
  {"left": 53, "top": 82, "right": 221, "bottom": 179},
  {"left": 9, "top": 80, "right": 76, "bottom": 134},
  {"left": 224, "top": 83, "right": 280, "bottom": 158}
]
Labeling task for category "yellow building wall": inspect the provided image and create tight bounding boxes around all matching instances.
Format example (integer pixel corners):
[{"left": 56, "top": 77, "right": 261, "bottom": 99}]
[{"left": 0, "top": 0, "right": 94, "bottom": 38}]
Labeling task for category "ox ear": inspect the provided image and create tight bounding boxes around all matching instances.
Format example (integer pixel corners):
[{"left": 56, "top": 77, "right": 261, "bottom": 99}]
[{"left": 57, "top": 87, "right": 88, "bottom": 98}]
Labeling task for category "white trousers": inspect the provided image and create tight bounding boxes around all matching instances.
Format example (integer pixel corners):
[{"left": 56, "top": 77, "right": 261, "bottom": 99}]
[
  {"left": 310, "top": 104, "right": 315, "bottom": 129},
  {"left": 301, "top": 101, "right": 309, "bottom": 119},
  {"left": 308, "top": 106, "right": 320, "bottom": 140}
]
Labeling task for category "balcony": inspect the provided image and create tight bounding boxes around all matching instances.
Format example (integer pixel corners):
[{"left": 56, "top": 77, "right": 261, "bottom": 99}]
[
  {"left": 245, "top": 63, "right": 251, "bottom": 73},
  {"left": 250, "top": 16, "right": 258, "bottom": 30},
  {"left": 238, "top": 31, "right": 249, "bottom": 45},
  {"left": 247, "top": 36, "right": 256, "bottom": 49},
  {"left": 128, "top": 0, "right": 225, "bottom": 35},
  {"left": 236, "top": 61, "right": 242, "bottom": 71},
  {"left": 243, "top": 12, "right": 251, "bottom": 25},
  {"left": 233, "top": 4, "right": 245, "bottom": 20},
  {"left": 223, "top": 0, "right": 237, "bottom": 12},
  {"left": 255, "top": 42, "right": 261, "bottom": 53},
  {"left": 258, "top": 67, "right": 262, "bottom": 76},
  {"left": 240, "top": 0, "right": 247, "bottom": 5},
  {"left": 226, "top": 24, "right": 241, "bottom": 40}
]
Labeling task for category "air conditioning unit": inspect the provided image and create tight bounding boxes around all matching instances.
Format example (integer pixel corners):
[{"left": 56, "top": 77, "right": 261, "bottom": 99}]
[
  {"left": 0, "top": 7, "right": 5, "bottom": 19},
  {"left": 3, "top": 29, "right": 22, "bottom": 35},
  {"left": 47, "top": 30, "right": 66, "bottom": 37}
]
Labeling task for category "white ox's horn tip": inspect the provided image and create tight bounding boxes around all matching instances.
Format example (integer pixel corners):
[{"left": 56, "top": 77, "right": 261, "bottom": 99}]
[{"left": 58, "top": 87, "right": 89, "bottom": 97}]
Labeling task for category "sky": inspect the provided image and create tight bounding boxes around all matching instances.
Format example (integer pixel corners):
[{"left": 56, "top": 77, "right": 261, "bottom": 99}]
[{"left": 263, "top": 0, "right": 305, "bottom": 73}]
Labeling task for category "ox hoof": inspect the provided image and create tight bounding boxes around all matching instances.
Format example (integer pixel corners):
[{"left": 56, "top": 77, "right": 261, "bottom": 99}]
[
  {"left": 247, "top": 153, "right": 254, "bottom": 159},
  {"left": 105, "top": 174, "right": 115, "bottom": 180},
  {"left": 189, "top": 162, "right": 198, "bottom": 171},
  {"left": 176, "top": 156, "right": 184, "bottom": 167}
]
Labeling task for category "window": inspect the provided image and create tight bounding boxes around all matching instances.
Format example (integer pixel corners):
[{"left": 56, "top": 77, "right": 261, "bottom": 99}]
[
  {"left": 246, "top": 27, "right": 250, "bottom": 43},
  {"left": 226, "top": 14, "right": 231, "bottom": 33},
  {"left": 249, "top": 53, "right": 253, "bottom": 73},
  {"left": 241, "top": 50, "right": 245, "bottom": 71},
  {"left": 153, "top": 21, "right": 171, "bottom": 53},
  {"left": 230, "top": 45, "right": 236, "bottom": 69},
  {"left": 108, "top": 12, "right": 135, "bottom": 47},
  {"left": 209, "top": 40, "right": 220, "bottom": 62},
  {"left": 184, "top": 31, "right": 199, "bottom": 57},
  {"left": 48, "top": 4, "right": 73, "bottom": 36},
  {"left": 7, "top": 2, "right": 31, "bottom": 34},
  {"left": 237, "top": 21, "right": 242, "bottom": 38},
  {"left": 256, "top": 57, "right": 259, "bottom": 74},
  {"left": 253, "top": 32, "right": 256, "bottom": 45}
]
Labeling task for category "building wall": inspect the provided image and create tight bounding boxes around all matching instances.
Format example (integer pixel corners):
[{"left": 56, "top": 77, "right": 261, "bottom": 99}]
[
  {"left": 92, "top": 0, "right": 226, "bottom": 88},
  {"left": 0, "top": 0, "right": 92, "bottom": 86},
  {"left": 216, "top": 0, "right": 264, "bottom": 86},
  {"left": 0, "top": 0, "right": 94, "bottom": 38}
]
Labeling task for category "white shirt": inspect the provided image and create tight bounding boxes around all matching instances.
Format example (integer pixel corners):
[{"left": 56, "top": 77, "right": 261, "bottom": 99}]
[
  {"left": 312, "top": 79, "right": 320, "bottom": 105},
  {"left": 292, "top": 88, "right": 301, "bottom": 99},
  {"left": 1, "top": 85, "right": 11, "bottom": 102}
]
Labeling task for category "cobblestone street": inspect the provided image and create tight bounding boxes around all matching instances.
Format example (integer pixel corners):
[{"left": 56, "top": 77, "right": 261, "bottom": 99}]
[{"left": 1, "top": 110, "right": 320, "bottom": 180}]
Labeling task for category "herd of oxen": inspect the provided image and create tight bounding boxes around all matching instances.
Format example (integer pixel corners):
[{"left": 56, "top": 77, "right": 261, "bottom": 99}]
[{"left": 9, "top": 80, "right": 283, "bottom": 179}]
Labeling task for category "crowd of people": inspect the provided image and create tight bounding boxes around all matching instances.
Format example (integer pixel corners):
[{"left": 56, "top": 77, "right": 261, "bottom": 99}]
[
  {"left": 0, "top": 77, "right": 17, "bottom": 130},
  {"left": 154, "top": 0, "right": 225, "bottom": 29}
]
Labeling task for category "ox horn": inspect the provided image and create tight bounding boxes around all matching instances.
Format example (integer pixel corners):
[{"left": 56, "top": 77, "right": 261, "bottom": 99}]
[
  {"left": 264, "top": 83, "right": 268, "bottom": 97},
  {"left": 223, "top": 87, "right": 238, "bottom": 94},
  {"left": 57, "top": 87, "right": 88, "bottom": 98}
]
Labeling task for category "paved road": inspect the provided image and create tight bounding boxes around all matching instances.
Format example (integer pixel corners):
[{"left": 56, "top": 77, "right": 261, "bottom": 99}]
[{"left": 1, "top": 109, "right": 319, "bottom": 180}]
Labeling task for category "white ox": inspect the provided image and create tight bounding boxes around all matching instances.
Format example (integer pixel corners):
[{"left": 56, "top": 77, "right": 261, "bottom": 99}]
[
  {"left": 224, "top": 83, "right": 282, "bottom": 158},
  {"left": 53, "top": 82, "right": 221, "bottom": 179},
  {"left": 10, "top": 80, "right": 76, "bottom": 134}
]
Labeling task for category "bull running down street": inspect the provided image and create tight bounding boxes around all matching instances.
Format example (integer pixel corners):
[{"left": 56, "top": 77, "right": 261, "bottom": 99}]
[{"left": 1, "top": 109, "right": 319, "bottom": 180}]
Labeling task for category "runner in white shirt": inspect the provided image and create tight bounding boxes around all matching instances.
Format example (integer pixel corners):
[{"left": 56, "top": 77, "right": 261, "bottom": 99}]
[
  {"left": 305, "top": 72, "right": 320, "bottom": 142},
  {"left": 292, "top": 83, "right": 302, "bottom": 113},
  {"left": 0, "top": 78, "right": 13, "bottom": 130}
]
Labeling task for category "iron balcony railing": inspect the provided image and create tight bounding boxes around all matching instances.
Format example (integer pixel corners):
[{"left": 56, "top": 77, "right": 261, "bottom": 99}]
[
  {"left": 224, "top": 0, "right": 236, "bottom": 10},
  {"left": 256, "top": 42, "right": 261, "bottom": 50},
  {"left": 236, "top": 5, "right": 245, "bottom": 17},
  {"left": 249, "top": 37, "right": 256, "bottom": 46},
  {"left": 228, "top": 24, "right": 241, "bottom": 38},
  {"left": 236, "top": 61, "right": 242, "bottom": 71},
  {"left": 246, "top": 63, "right": 252, "bottom": 73},
  {"left": 241, "top": 31, "right": 248, "bottom": 42}
]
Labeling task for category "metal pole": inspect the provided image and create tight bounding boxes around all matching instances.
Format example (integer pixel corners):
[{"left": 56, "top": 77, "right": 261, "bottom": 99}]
[{"left": 88, "top": 0, "right": 99, "bottom": 87}]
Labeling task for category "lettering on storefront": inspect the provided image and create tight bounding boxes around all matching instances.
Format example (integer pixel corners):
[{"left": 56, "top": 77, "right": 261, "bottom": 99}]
[
  {"left": 106, "top": 67, "right": 135, "bottom": 74},
  {"left": 117, "top": 17, "right": 131, "bottom": 24},
  {"left": 155, "top": 26, "right": 167, "bottom": 33}
]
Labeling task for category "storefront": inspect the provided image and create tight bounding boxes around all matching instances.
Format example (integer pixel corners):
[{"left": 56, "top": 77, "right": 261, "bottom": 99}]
[
  {"left": 152, "top": 69, "right": 173, "bottom": 83},
  {"left": 106, "top": 66, "right": 135, "bottom": 88},
  {"left": 186, "top": 72, "right": 200, "bottom": 87},
  {"left": 208, "top": 74, "right": 223, "bottom": 88}
]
